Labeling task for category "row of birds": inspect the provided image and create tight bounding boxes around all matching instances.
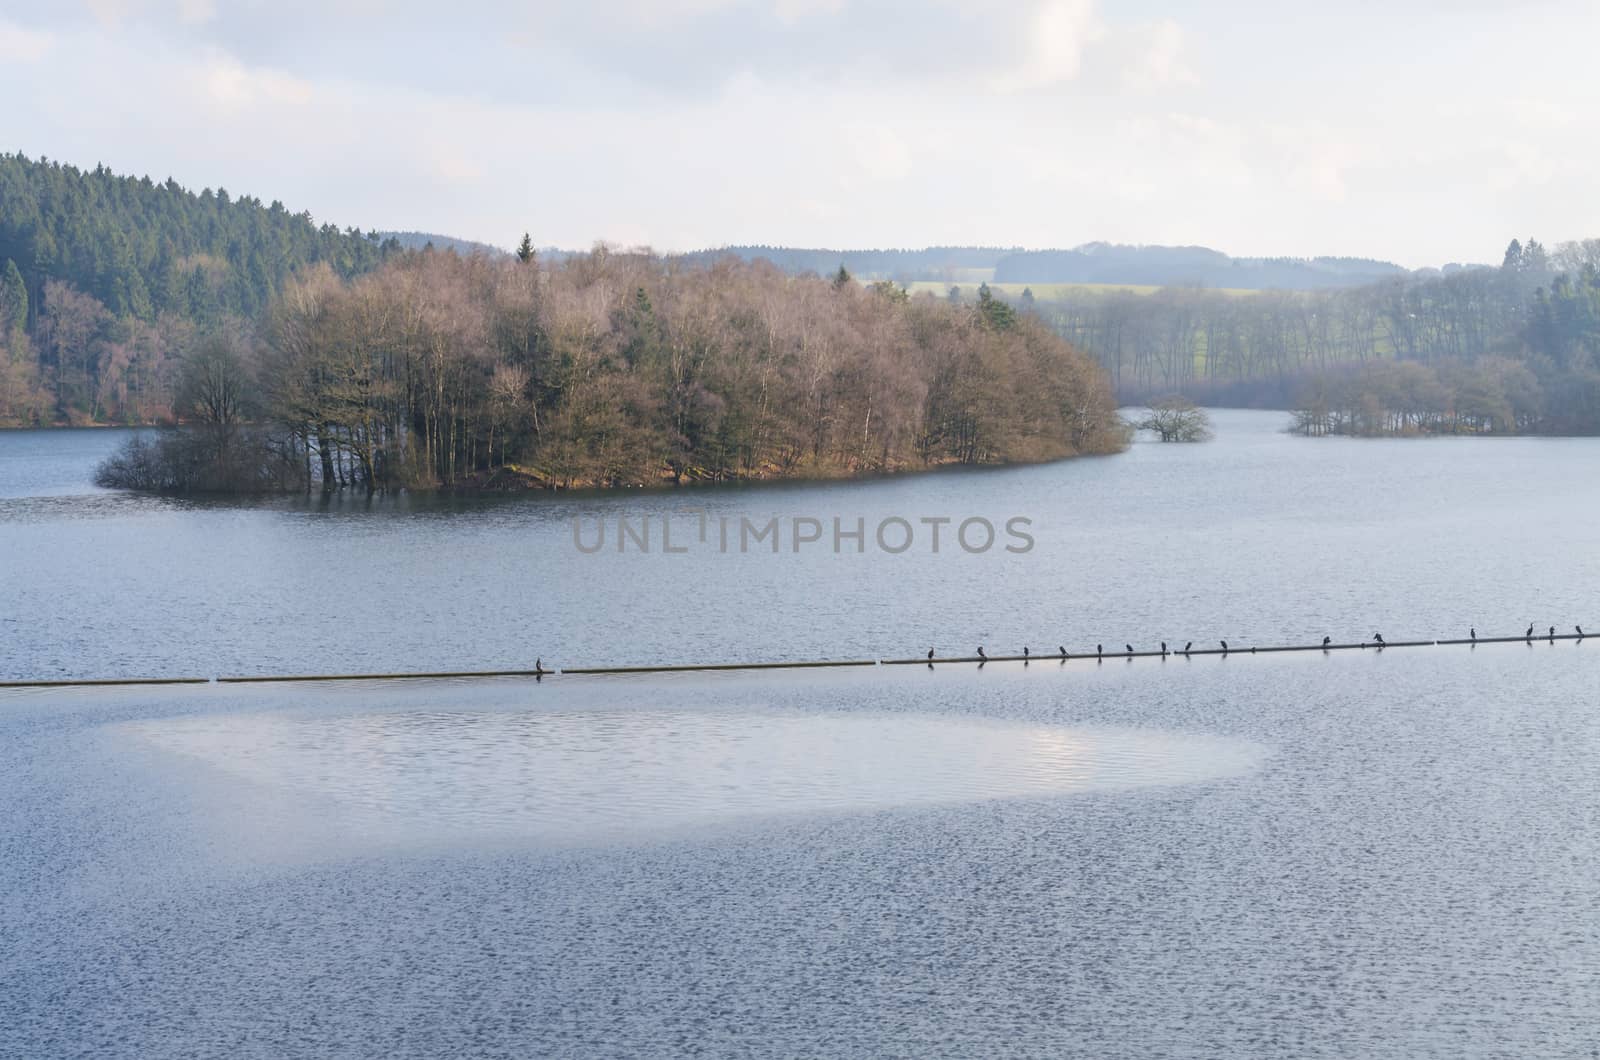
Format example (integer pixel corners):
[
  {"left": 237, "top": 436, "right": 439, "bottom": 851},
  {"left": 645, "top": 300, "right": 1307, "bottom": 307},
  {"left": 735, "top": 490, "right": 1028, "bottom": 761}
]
[{"left": 932, "top": 625, "right": 1587, "bottom": 662}]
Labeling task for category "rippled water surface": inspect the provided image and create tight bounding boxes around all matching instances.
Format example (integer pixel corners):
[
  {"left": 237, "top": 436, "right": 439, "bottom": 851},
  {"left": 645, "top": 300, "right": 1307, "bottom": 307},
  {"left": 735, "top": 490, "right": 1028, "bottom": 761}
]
[
  {"left": 2, "top": 411, "right": 1598, "bottom": 679},
  {"left": 2, "top": 414, "right": 1598, "bottom": 1058}
]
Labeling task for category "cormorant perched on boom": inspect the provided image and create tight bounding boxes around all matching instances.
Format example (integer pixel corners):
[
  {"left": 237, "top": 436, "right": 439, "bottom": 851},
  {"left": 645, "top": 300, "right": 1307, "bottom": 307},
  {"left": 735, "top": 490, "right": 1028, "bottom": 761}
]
[
  {"left": 976, "top": 646, "right": 986, "bottom": 660},
  {"left": 1184, "top": 641, "right": 1192, "bottom": 654},
  {"left": 927, "top": 647, "right": 935, "bottom": 661},
  {"left": 1372, "top": 632, "right": 1385, "bottom": 646},
  {"left": 1125, "top": 644, "right": 1133, "bottom": 655},
  {"left": 1322, "top": 636, "right": 1331, "bottom": 648},
  {"left": 1470, "top": 627, "right": 1476, "bottom": 641},
  {"left": 1220, "top": 640, "right": 1229, "bottom": 654},
  {"left": 1549, "top": 626, "right": 1556, "bottom": 639},
  {"left": 1058, "top": 645, "right": 1068, "bottom": 659},
  {"left": 1096, "top": 644, "right": 1103, "bottom": 658},
  {"left": 1161, "top": 641, "right": 1168, "bottom": 655},
  {"left": 1526, "top": 624, "right": 1534, "bottom": 639}
]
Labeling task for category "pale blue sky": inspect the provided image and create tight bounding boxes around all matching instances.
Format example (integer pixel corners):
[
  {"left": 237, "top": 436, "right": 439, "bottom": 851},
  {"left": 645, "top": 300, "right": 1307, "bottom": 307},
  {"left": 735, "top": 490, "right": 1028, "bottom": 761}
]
[{"left": 2, "top": 0, "right": 1596, "bottom": 265}]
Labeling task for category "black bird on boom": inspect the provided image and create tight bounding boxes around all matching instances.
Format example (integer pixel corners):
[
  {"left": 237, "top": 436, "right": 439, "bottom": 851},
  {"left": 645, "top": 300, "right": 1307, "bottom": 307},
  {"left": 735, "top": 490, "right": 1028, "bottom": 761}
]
[
  {"left": 1470, "top": 627, "right": 1476, "bottom": 641},
  {"left": 1161, "top": 641, "right": 1168, "bottom": 655},
  {"left": 1059, "top": 645, "right": 1068, "bottom": 659},
  {"left": 977, "top": 646, "right": 986, "bottom": 660},
  {"left": 1372, "top": 633, "right": 1385, "bottom": 646},
  {"left": 1322, "top": 636, "right": 1331, "bottom": 648},
  {"left": 1220, "top": 640, "right": 1228, "bottom": 653},
  {"left": 927, "top": 647, "right": 935, "bottom": 661},
  {"left": 1023, "top": 646, "right": 1030, "bottom": 663},
  {"left": 1549, "top": 626, "right": 1556, "bottom": 639},
  {"left": 1097, "top": 644, "right": 1103, "bottom": 658},
  {"left": 1125, "top": 644, "right": 1134, "bottom": 655},
  {"left": 1184, "top": 641, "right": 1192, "bottom": 654},
  {"left": 1526, "top": 624, "right": 1534, "bottom": 639}
]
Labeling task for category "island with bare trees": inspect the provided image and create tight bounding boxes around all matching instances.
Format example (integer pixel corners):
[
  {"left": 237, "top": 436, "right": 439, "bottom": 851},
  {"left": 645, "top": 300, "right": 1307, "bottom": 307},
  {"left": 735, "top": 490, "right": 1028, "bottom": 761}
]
[{"left": 94, "top": 249, "right": 1128, "bottom": 494}]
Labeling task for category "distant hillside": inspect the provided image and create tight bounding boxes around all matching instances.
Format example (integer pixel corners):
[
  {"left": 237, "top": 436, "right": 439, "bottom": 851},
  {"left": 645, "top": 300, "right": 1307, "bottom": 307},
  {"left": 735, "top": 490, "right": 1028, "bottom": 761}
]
[
  {"left": 992, "top": 243, "right": 1408, "bottom": 290},
  {"left": 0, "top": 153, "right": 404, "bottom": 425},
  {"left": 0, "top": 153, "right": 398, "bottom": 326},
  {"left": 674, "top": 246, "right": 1016, "bottom": 283},
  {"left": 684, "top": 242, "right": 1417, "bottom": 291},
  {"left": 378, "top": 231, "right": 509, "bottom": 258}
]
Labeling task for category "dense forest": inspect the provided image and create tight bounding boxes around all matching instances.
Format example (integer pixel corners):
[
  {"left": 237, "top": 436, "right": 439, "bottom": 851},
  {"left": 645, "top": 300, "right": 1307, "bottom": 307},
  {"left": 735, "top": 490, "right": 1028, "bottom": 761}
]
[
  {"left": 0, "top": 153, "right": 399, "bottom": 425},
  {"left": 96, "top": 251, "right": 1127, "bottom": 493}
]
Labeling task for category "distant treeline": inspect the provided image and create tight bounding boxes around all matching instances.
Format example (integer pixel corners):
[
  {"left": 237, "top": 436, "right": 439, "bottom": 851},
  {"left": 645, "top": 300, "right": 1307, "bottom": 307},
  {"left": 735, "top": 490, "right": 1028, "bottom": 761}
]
[
  {"left": 377, "top": 231, "right": 510, "bottom": 258},
  {"left": 1286, "top": 253, "right": 1600, "bottom": 437},
  {"left": 673, "top": 242, "right": 1421, "bottom": 289},
  {"left": 673, "top": 246, "right": 1018, "bottom": 283},
  {"left": 1288, "top": 358, "right": 1547, "bottom": 437},
  {"left": 1023, "top": 239, "right": 1600, "bottom": 433},
  {"left": 97, "top": 251, "right": 1127, "bottom": 493},
  {"left": 992, "top": 244, "right": 1411, "bottom": 290}
]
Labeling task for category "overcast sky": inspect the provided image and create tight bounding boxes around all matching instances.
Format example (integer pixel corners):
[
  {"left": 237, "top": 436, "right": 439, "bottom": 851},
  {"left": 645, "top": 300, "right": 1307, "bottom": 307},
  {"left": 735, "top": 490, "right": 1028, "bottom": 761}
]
[{"left": 2, "top": 0, "right": 1596, "bottom": 266}]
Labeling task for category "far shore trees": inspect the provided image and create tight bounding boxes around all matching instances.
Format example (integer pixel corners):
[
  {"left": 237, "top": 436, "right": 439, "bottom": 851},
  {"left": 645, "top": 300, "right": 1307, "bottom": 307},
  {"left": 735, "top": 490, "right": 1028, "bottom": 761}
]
[{"left": 1031, "top": 239, "right": 1600, "bottom": 429}]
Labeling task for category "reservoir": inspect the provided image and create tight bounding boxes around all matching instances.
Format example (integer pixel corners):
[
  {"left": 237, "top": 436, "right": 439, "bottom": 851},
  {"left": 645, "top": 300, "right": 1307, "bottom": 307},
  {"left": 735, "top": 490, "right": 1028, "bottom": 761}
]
[{"left": 2, "top": 411, "right": 1596, "bottom": 1057}]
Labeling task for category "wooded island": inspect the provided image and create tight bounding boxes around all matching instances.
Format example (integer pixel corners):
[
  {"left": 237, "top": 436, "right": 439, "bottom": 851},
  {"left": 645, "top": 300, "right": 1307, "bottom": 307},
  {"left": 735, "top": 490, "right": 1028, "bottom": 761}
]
[{"left": 94, "top": 250, "right": 1127, "bottom": 493}]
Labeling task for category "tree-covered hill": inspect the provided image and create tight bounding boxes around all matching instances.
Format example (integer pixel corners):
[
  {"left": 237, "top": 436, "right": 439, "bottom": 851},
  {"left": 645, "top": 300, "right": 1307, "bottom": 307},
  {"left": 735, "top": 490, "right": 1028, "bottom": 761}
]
[
  {"left": 677, "top": 243, "right": 1419, "bottom": 290},
  {"left": 377, "top": 231, "right": 510, "bottom": 258},
  {"left": 0, "top": 153, "right": 397, "bottom": 326},
  {"left": 991, "top": 244, "right": 1412, "bottom": 290},
  {"left": 0, "top": 153, "right": 404, "bottom": 425}
]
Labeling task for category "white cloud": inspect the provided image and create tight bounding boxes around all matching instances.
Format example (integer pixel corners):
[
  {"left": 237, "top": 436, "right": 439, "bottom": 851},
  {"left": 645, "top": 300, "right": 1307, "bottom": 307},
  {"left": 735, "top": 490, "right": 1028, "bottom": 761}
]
[
  {"left": 201, "top": 52, "right": 315, "bottom": 108},
  {"left": 5, "top": 0, "right": 1600, "bottom": 266},
  {"left": 1120, "top": 19, "right": 1195, "bottom": 92},
  {"left": 846, "top": 123, "right": 913, "bottom": 182},
  {"left": 177, "top": 0, "right": 217, "bottom": 25},
  {"left": 0, "top": 19, "right": 55, "bottom": 62},
  {"left": 430, "top": 150, "right": 485, "bottom": 186},
  {"left": 82, "top": 0, "right": 221, "bottom": 27},
  {"left": 993, "top": 0, "right": 1102, "bottom": 91},
  {"left": 84, "top": 0, "right": 135, "bottom": 26},
  {"left": 772, "top": 0, "right": 847, "bottom": 24}
]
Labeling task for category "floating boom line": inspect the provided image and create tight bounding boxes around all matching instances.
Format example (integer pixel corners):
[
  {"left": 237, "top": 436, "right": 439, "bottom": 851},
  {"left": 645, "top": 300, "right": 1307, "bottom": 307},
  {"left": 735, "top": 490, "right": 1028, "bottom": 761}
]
[{"left": 0, "top": 631, "right": 1590, "bottom": 689}]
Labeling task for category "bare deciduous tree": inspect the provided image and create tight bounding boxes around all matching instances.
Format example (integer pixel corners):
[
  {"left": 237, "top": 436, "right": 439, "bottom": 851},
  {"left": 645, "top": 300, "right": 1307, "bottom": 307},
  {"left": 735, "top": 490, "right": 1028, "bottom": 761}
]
[{"left": 1137, "top": 396, "right": 1213, "bottom": 442}]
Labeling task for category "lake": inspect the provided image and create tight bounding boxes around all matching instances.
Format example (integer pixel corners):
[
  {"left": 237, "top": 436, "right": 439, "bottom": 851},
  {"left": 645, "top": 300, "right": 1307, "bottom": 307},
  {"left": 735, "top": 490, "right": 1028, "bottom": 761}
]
[
  {"left": 3, "top": 411, "right": 1598, "bottom": 679},
  {"left": 2, "top": 412, "right": 1597, "bottom": 1057}
]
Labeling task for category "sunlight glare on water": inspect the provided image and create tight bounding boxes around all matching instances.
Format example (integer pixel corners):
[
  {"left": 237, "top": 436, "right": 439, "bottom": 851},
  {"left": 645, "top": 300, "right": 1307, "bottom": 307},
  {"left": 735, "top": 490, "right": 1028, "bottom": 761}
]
[{"left": 125, "top": 706, "right": 1264, "bottom": 844}]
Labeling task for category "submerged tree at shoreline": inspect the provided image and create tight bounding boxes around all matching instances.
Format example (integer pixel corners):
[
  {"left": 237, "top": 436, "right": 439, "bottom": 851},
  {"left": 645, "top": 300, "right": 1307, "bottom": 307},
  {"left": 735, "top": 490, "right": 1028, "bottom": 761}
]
[
  {"left": 1136, "top": 396, "right": 1212, "bottom": 442},
  {"left": 98, "top": 248, "right": 1127, "bottom": 493}
]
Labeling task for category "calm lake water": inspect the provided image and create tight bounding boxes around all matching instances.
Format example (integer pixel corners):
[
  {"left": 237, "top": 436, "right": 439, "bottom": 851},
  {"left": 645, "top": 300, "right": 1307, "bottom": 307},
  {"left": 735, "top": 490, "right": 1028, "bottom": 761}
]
[
  {"left": 2, "top": 412, "right": 1598, "bottom": 1057},
  {"left": 2, "top": 411, "right": 1598, "bottom": 679}
]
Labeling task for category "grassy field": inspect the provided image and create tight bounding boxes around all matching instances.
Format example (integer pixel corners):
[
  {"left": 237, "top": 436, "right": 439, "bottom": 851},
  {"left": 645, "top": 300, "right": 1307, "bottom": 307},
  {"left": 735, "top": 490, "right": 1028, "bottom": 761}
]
[{"left": 901, "top": 280, "right": 1262, "bottom": 299}]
